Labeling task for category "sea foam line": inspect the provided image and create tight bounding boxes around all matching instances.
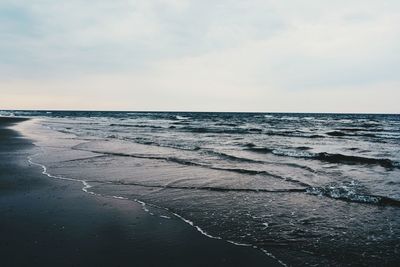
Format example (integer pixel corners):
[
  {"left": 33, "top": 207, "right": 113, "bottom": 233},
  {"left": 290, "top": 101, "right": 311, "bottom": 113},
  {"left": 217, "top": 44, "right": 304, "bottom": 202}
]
[
  {"left": 27, "top": 153, "right": 286, "bottom": 267},
  {"left": 260, "top": 249, "right": 288, "bottom": 267},
  {"left": 28, "top": 155, "right": 96, "bottom": 196},
  {"left": 27, "top": 154, "right": 220, "bottom": 239}
]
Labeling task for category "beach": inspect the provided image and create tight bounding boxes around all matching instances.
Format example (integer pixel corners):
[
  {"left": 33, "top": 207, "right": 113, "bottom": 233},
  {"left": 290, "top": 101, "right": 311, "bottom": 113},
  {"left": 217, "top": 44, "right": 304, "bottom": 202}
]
[
  {"left": 0, "top": 117, "right": 281, "bottom": 267},
  {"left": 2, "top": 0, "right": 399, "bottom": 265},
  {"left": 1, "top": 112, "right": 399, "bottom": 266}
]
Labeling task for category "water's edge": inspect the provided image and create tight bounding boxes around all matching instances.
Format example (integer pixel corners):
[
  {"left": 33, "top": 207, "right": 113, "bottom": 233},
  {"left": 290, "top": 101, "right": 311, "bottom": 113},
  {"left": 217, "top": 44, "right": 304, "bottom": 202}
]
[{"left": 27, "top": 153, "right": 287, "bottom": 267}]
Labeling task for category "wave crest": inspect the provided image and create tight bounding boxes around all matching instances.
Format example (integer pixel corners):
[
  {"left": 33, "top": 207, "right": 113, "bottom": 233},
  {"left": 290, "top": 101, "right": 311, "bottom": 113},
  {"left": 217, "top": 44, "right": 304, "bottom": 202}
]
[
  {"left": 246, "top": 146, "right": 398, "bottom": 168},
  {"left": 306, "top": 182, "right": 400, "bottom": 207}
]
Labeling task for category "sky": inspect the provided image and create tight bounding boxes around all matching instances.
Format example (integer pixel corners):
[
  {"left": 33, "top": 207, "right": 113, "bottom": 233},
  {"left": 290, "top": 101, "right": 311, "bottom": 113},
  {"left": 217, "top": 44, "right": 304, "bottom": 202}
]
[{"left": 0, "top": 0, "right": 399, "bottom": 113}]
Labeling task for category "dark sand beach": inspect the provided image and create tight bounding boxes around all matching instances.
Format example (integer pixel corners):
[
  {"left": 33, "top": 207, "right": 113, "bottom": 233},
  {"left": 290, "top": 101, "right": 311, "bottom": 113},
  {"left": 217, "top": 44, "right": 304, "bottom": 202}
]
[{"left": 0, "top": 117, "right": 280, "bottom": 267}]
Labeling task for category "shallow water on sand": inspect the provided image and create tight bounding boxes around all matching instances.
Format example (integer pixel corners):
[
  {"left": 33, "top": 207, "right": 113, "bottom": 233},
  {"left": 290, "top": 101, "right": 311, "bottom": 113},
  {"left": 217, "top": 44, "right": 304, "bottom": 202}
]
[{"left": 9, "top": 111, "right": 400, "bottom": 266}]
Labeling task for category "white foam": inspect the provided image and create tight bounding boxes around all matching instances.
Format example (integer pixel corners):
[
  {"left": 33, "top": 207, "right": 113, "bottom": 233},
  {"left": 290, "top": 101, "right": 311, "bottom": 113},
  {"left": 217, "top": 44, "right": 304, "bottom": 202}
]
[
  {"left": 171, "top": 212, "right": 222, "bottom": 240},
  {"left": 227, "top": 240, "right": 252, "bottom": 247},
  {"left": 132, "top": 197, "right": 226, "bottom": 241},
  {"left": 112, "top": 195, "right": 128, "bottom": 200},
  {"left": 260, "top": 248, "right": 288, "bottom": 267},
  {"left": 134, "top": 199, "right": 150, "bottom": 212},
  {"left": 176, "top": 115, "right": 189, "bottom": 120},
  {"left": 28, "top": 154, "right": 98, "bottom": 196}
]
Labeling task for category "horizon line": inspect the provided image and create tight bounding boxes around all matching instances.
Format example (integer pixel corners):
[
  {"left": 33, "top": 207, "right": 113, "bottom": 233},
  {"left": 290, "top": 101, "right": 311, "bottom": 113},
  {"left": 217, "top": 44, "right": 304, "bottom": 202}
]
[{"left": 1, "top": 109, "right": 399, "bottom": 115}]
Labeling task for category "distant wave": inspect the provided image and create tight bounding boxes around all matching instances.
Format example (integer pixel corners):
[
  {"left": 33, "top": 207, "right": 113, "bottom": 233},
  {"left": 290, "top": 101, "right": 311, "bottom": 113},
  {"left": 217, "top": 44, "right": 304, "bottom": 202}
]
[
  {"left": 324, "top": 128, "right": 400, "bottom": 141},
  {"left": 296, "top": 146, "right": 312, "bottom": 150},
  {"left": 207, "top": 149, "right": 317, "bottom": 173},
  {"left": 314, "top": 152, "right": 396, "bottom": 168},
  {"left": 203, "top": 150, "right": 265, "bottom": 163},
  {"left": 109, "top": 123, "right": 164, "bottom": 129},
  {"left": 244, "top": 146, "right": 274, "bottom": 153},
  {"left": 170, "top": 121, "right": 191, "bottom": 125},
  {"left": 175, "top": 115, "right": 190, "bottom": 120},
  {"left": 264, "top": 130, "right": 336, "bottom": 139},
  {"left": 215, "top": 122, "right": 239, "bottom": 127},
  {"left": 327, "top": 130, "right": 381, "bottom": 138},
  {"left": 326, "top": 131, "right": 346, "bottom": 137},
  {"left": 359, "top": 123, "right": 381, "bottom": 128},
  {"left": 179, "top": 126, "right": 260, "bottom": 134},
  {"left": 309, "top": 134, "right": 325, "bottom": 138},
  {"left": 130, "top": 139, "right": 201, "bottom": 151},
  {"left": 263, "top": 130, "right": 324, "bottom": 139},
  {"left": 246, "top": 146, "right": 311, "bottom": 158},
  {"left": 246, "top": 146, "right": 398, "bottom": 168},
  {"left": 336, "top": 128, "right": 377, "bottom": 132}
]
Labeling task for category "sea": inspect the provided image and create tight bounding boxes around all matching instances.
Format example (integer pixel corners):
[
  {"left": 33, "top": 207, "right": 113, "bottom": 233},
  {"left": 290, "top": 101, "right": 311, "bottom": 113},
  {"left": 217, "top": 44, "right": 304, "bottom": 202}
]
[{"left": 2, "top": 110, "right": 400, "bottom": 266}]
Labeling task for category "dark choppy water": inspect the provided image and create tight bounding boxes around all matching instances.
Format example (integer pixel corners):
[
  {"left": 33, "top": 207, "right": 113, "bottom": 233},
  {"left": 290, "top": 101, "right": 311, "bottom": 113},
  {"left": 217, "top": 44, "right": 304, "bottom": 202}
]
[{"left": 4, "top": 110, "right": 400, "bottom": 266}]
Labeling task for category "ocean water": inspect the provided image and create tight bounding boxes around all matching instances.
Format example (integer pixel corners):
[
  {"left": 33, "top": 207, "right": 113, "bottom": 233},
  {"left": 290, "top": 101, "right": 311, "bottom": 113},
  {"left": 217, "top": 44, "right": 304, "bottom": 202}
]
[{"left": 4, "top": 110, "right": 400, "bottom": 266}]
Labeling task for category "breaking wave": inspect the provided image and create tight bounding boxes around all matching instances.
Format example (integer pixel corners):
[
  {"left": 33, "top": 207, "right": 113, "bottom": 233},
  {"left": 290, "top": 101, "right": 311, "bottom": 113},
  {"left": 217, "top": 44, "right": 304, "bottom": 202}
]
[
  {"left": 246, "top": 146, "right": 398, "bottom": 168},
  {"left": 306, "top": 182, "right": 400, "bottom": 207}
]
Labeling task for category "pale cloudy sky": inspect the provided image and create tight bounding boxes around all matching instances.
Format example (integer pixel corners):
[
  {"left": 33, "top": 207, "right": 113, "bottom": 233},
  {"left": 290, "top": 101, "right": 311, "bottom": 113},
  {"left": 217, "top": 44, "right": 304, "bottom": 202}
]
[{"left": 1, "top": 0, "right": 399, "bottom": 112}]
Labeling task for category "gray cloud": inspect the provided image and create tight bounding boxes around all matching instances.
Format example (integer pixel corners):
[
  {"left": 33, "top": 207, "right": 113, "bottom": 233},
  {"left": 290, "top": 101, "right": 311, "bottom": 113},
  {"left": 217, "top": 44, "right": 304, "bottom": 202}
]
[{"left": 1, "top": 0, "right": 399, "bottom": 112}]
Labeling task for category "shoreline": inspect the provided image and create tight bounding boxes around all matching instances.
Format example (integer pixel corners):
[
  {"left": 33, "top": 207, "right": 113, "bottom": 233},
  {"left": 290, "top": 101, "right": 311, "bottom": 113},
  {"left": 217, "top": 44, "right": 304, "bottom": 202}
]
[{"left": 0, "top": 117, "right": 281, "bottom": 267}]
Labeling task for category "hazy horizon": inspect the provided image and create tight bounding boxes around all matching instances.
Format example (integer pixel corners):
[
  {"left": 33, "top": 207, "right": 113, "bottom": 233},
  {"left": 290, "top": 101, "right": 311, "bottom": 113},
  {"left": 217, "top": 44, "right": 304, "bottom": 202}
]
[
  {"left": 1, "top": 1, "right": 400, "bottom": 113},
  {"left": 2, "top": 109, "right": 400, "bottom": 115}
]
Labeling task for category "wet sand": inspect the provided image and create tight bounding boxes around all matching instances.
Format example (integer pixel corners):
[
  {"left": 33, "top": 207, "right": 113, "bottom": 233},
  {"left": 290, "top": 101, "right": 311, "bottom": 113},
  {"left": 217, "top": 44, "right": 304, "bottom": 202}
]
[{"left": 0, "top": 117, "right": 281, "bottom": 267}]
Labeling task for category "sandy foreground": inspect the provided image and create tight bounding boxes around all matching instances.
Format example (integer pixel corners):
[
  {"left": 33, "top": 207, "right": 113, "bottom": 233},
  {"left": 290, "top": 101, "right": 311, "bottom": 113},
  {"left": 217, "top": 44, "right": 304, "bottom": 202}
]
[{"left": 0, "top": 117, "right": 281, "bottom": 267}]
